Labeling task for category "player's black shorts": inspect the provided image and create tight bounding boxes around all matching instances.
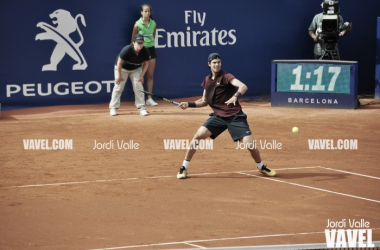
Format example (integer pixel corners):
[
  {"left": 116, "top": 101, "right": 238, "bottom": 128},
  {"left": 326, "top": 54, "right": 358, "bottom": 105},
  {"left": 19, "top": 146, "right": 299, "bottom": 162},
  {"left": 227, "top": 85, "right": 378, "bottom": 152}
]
[
  {"left": 147, "top": 46, "right": 157, "bottom": 59},
  {"left": 202, "top": 111, "right": 252, "bottom": 142}
]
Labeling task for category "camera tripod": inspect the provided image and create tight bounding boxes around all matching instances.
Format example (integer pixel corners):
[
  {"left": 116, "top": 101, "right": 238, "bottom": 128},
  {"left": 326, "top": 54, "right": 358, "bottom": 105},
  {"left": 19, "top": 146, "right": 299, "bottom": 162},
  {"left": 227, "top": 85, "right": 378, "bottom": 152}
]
[{"left": 319, "top": 43, "right": 340, "bottom": 60}]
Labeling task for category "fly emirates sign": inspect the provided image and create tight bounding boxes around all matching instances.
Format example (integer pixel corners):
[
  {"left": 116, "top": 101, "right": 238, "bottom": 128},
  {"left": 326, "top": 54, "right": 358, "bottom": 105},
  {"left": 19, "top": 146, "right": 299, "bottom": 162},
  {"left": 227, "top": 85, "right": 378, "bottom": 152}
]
[{"left": 155, "top": 10, "right": 237, "bottom": 48}]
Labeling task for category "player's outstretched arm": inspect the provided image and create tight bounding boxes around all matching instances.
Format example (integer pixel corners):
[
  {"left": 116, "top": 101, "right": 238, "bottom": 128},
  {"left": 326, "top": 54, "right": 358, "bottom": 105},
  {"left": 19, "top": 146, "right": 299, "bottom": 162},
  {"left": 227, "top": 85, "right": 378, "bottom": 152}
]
[{"left": 179, "top": 90, "right": 208, "bottom": 109}]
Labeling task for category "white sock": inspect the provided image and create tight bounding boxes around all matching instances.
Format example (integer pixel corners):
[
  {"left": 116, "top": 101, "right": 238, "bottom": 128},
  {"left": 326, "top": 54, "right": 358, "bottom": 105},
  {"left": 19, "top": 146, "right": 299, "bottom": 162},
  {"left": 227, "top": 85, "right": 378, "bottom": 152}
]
[
  {"left": 256, "top": 161, "right": 263, "bottom": 170},
  {"left": 183, "top": 159, "right": 190, "bottom": 169}
]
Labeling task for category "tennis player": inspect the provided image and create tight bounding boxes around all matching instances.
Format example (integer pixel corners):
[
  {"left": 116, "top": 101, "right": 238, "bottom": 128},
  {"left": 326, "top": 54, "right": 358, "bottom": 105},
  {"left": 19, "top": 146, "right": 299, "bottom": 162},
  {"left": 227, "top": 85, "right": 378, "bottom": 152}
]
[{"left": 177, "top": 53, "right": 276, "bottom": 179}]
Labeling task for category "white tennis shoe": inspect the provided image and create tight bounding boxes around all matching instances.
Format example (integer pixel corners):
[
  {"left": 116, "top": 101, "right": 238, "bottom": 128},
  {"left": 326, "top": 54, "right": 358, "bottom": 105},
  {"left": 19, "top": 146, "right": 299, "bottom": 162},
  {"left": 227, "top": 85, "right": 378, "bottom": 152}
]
[
  {"left": 139, "top": 109, "right": 148, "bottom": 116},
  {"left": 177, "top": 166, "right": 187, "bottom": 179},
  {"left": 258, "top": 165, "right": 276, "bottom": 177},
  {"left": 146, "top": 97, "right": 158, "bottom": 106},
  {"left": 110, "top": 108, "right": 117, "bottom": 116}
]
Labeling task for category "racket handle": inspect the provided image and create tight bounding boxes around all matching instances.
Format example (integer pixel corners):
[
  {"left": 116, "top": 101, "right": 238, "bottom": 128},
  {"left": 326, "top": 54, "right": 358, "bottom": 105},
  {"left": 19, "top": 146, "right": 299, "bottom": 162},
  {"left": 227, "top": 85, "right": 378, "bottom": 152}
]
[{"left": 173, "top": 101, "right": 180, "bottom": 106}]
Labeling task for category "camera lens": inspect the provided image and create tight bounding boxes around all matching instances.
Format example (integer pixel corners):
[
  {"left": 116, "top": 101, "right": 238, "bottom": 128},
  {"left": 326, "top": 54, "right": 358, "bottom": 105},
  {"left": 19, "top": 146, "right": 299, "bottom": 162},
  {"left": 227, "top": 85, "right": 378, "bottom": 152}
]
[{"left": 323, "top": 19, "right": 338, "bottom": 32}]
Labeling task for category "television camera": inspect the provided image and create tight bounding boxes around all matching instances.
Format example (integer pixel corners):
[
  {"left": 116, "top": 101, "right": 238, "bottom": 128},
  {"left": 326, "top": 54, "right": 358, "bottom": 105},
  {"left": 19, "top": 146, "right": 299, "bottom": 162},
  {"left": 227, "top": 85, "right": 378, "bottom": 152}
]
[{"left": 317, "top": 0, "right": 351, "bottom": 60}]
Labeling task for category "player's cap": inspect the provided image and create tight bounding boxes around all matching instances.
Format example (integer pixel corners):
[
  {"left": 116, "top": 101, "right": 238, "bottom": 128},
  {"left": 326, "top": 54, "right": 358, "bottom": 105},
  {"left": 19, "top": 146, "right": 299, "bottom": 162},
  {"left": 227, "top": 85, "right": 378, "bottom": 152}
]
[
  {"left": 134, "top": 34, "right": 144, "bottom": 43},
  {"left": 208, "top": 53, "right": 221, "bottom": 62}
]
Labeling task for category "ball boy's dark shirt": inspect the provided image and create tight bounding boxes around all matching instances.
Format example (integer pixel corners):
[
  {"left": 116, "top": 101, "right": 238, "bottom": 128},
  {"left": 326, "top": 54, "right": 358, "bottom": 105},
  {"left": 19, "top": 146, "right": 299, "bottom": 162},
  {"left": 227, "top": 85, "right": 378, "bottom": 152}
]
[
  {"left": 201, "top": 70, "right": 242, "bottom": 117},
  {"left": 115, "top": 44, "right": 150, "bottom": 70}
]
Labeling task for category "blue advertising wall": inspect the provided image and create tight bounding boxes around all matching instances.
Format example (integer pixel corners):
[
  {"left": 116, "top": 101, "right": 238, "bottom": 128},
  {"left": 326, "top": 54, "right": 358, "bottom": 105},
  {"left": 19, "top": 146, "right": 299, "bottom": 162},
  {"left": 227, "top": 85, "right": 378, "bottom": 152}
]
[{"left": 0, "top": 0, "right": 379, "bottom": 110}]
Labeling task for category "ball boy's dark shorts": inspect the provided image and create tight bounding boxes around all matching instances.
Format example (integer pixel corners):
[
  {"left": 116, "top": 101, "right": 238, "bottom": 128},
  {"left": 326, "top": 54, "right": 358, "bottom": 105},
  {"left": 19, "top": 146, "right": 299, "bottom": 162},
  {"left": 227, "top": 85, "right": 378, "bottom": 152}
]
[
  {"left": 202, "top": 111, "right": 252, "bottom": 142},
  {"left": 147, "top": 46, "right": 157, "bottom": 59}
]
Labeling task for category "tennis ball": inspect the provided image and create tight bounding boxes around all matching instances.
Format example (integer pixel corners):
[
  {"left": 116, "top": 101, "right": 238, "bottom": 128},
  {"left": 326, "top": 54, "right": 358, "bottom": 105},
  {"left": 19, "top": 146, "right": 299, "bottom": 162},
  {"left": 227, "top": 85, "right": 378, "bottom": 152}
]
[{"left": 292, "top": 127, "right": 299, "bottom": 133}]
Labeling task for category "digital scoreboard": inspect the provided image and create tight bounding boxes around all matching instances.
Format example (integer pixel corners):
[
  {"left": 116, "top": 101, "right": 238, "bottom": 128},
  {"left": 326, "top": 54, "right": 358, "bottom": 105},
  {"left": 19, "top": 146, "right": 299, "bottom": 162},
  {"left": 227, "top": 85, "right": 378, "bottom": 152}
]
[{"left": 271, "top": 60, "right": 358, "bottom": 109}]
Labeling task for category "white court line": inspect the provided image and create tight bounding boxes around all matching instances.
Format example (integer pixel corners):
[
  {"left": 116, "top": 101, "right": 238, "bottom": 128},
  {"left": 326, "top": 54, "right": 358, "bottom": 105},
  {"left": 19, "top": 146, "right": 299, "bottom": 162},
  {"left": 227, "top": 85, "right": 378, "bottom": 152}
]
[
  {"left": 3, "top": 166, "right": 379, "bottom": 249},
  {"left": 3, "top": 166, "right": 378, "bottom": 189},
  {"left": 184, "top": 242, "right": 207, "bottom": 249},
  {"left": 85, "top": 231, "right": 326, "bottom": 250},
  {"left": 317, "top": 166, "right": 380, "bottom": 180},
  {"left": 1, "top": 166, "right": 319, "bottom": 189},
  {"left": 85, "top": 229, "right": 380, "bottom": 250},
  {"left": 2, "top": 178, "right": 139, "bottom": 188},
  {"left": 237, "top": 172, "right": 380, "bottom": 204}
]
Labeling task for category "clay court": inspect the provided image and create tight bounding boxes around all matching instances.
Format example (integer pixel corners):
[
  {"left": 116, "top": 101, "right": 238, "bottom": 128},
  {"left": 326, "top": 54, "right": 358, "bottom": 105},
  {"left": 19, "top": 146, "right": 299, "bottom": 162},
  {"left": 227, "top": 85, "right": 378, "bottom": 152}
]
[{"left": 0, "top": 99, "right": 379, "bottom": 250}]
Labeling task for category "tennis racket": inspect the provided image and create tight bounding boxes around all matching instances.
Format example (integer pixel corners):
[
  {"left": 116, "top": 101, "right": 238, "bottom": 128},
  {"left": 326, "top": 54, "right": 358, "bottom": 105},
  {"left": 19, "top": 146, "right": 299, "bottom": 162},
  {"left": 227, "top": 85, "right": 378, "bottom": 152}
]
[{"left": 139, "top": 90, "right": 180, "bottom": 106}]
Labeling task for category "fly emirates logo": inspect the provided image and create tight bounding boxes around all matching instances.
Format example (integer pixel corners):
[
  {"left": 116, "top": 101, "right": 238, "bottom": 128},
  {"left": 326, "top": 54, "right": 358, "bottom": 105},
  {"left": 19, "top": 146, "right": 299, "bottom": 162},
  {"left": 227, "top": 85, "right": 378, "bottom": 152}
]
[{"left": 156, "top": 10, "right": 236, "bottom": 48}]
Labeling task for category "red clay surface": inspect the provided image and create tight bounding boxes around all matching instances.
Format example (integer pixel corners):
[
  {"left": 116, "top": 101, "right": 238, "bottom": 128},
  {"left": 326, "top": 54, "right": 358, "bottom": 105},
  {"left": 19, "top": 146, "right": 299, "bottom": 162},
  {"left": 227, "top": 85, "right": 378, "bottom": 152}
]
[{"left": 0, "top": 98, "right": 379, "bottom": 250}]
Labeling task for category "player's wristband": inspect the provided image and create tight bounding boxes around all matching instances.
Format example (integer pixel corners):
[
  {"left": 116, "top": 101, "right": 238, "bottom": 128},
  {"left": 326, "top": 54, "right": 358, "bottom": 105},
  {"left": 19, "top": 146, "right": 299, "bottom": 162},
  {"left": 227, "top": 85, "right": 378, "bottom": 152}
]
[
  {"left": 234, "top": 92, "right": 242, "bottom": 98},
  {"left": 188, "top": 102, "right": 196, "bottom": 108}
]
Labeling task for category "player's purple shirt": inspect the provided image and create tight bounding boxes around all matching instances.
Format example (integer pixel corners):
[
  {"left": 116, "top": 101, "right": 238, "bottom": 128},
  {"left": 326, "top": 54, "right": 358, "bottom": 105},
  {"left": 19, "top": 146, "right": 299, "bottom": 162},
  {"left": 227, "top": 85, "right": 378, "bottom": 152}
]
[{"left": 201, "top": 70, "right": 241, "bottom": 117}]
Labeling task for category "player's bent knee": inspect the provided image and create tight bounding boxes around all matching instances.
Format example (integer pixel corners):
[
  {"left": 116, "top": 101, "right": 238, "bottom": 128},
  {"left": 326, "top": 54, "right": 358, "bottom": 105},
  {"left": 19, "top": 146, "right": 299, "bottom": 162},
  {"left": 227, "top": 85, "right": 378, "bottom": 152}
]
[
  {"left": 195, "top": 126, "right": 212, "bottom": 140},
  {"left": 239, "top": 136, "right": 257, "bottom": 151},
  {"left": 241, "top": 134, "right": 254, "bottom": 143}
]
